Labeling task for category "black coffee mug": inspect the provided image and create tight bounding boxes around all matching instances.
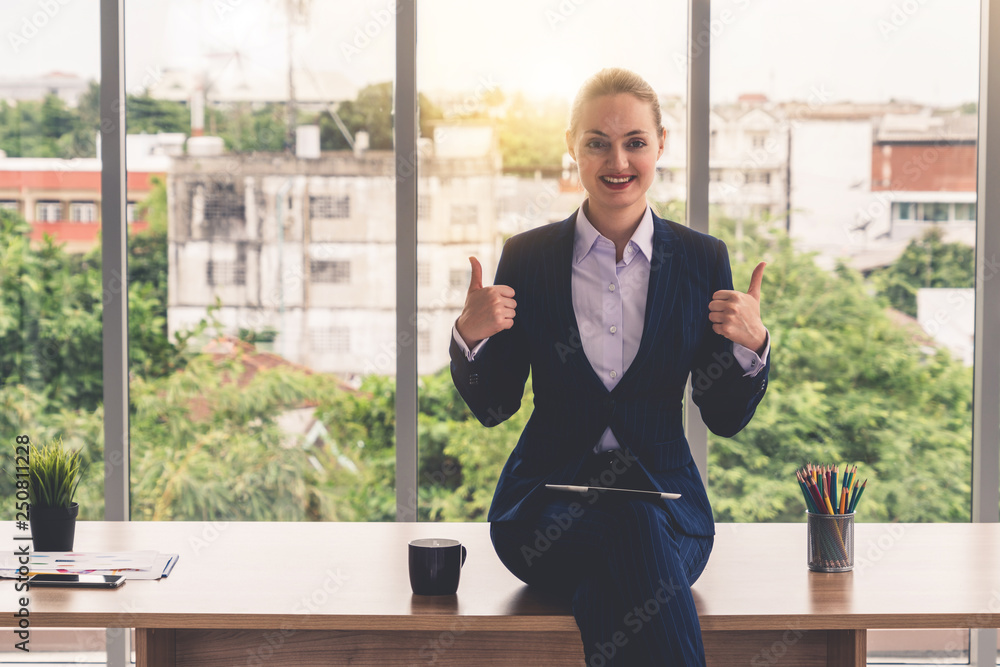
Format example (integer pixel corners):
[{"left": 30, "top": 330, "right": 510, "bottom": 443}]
[{"left": 408, "top": 538, "right": 467, "bottom": 595}]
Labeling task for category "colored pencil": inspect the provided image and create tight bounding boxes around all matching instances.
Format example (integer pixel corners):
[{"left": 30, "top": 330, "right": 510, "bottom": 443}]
[{"left": 849, "top": 480, "right": 867, "bottom": 513}]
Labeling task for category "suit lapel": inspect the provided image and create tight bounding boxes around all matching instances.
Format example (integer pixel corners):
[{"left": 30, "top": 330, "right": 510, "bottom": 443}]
[
  {"left": 614, "top": 214, "right": 684, "bottom": 392},
  {"left": 546, "top": 212, "right": 608, "bottom": 391}
]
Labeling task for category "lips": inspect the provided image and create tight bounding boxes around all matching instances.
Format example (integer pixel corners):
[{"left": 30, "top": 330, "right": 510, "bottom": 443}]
[{"left": 600, "top": 175, "right": 636, "bottom": 190}]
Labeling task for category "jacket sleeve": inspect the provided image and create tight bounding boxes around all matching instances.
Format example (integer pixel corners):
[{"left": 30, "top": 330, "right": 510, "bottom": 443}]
[
  {"left": 449, "top": 238, "right": 530, "bottom": 427},
  {"left": 689, "top": 239, "right": 770, "bottom": 437}
]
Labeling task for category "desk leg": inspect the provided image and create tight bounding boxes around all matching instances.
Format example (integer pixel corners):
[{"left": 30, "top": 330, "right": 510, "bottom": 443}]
[
  {"left": 827, "top": 629, "right": 866, "bottom": 667},
  {"left": 135, "top": 628, "right": 176, "bottom": 667}
]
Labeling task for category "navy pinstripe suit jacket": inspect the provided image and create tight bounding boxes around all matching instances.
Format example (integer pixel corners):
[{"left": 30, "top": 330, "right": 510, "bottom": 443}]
[{"left": 450, "top": 210, "right": 769, "bottom": 536}]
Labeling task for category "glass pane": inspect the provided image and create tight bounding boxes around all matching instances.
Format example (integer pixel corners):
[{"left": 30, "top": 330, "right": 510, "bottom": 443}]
[
  {"left": 709, "top": 0, "right": 978, "bottom": 662},
  {"left": 0, "top": 0, "right": 106, "bottom": 661},
  {"left": 126, "top": 0, "right": 395, "bottom": 522},
  {"left": 416, "top": 1, "right": 688, "bottom": 521}
]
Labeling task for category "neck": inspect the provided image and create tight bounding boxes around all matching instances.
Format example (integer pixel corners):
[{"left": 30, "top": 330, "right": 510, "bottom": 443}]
[{"left": 584, "top": 199, "right": 647, "bottom": 259}]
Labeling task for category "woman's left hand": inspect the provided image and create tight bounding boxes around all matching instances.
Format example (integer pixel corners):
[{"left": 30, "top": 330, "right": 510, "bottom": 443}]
[{"left": 708, "top": 261, "right": 768, "bottom": 355}]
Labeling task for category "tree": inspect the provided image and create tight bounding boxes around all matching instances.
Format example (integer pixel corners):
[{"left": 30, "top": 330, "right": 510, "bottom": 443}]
[
  {"left": 498, "top": 93, "right": 569, "bottom": 172},
  {"left": 870, "top": 227, "right": 975, "bottom": 317},
  {"left": 708, "top": 217, "right": 971, "bottom": 523},
  {"left": 127, "top": 95, "right": 189, "bottom": 135}
]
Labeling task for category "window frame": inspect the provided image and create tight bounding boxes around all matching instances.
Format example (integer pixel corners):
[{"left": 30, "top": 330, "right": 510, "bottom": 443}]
[{"left": 97, "top": 1, "right": 1000, "bottom": 663}]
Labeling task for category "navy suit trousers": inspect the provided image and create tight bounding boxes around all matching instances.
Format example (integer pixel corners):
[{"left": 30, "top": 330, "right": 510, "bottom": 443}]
[{"left": 491, "top": 490, "right": 713, "bottom": 666}]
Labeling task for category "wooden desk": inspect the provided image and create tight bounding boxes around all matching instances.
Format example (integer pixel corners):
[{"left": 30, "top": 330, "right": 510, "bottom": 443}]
[{"left": 2, "top": 522, "right": 999, "bottom": 666}]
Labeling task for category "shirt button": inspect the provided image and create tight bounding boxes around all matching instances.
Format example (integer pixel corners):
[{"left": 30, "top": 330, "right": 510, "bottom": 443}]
[
  {"left": 610, "top": 370, "right": 617, "bottom": 379},
  {"left": 626, "top": 245, "right": 634, "bottom": 254},
  {"left": 609, "top": 325, "right": 617, "bottom": 334},
  {"left": 608, "top": 283, "right": 616, "bottom": 292}
]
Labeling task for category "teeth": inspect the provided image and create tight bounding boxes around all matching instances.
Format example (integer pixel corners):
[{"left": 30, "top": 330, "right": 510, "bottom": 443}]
[{"left": 603, "top": 176, "right": 632, "bottom": 184}]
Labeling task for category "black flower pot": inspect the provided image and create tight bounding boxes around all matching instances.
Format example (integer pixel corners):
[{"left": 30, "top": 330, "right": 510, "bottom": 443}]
[{"left": 29, "top": 503, "right": 79, "bottom": 552}]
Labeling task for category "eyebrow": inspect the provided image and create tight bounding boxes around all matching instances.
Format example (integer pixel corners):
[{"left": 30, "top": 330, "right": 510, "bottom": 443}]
[{"left": 584, "top": 129, "right": 650, "bottom": 138}]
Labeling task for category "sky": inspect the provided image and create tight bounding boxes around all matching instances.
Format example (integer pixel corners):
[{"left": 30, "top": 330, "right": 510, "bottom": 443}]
[{"left": 2, "top": 0, "right": 981, "bottom": 107}]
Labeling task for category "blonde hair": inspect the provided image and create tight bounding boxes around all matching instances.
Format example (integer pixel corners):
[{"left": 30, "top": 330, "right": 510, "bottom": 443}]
[{"left": 568, "top": 68, "right": 663, "bottom": 141}]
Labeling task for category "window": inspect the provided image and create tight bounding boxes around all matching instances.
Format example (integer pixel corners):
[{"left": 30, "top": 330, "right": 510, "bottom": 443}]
[
  {"left": 203, "top": 182, "right": 244, "bottom": 224},
  {"left": 35, "top": 200, "right": 62, "bottom": 222},
  {"left": 418, "top": 329, "right": 431, "bottom": 354},
  {"left": 311, "top": 326, "right": 351, "bottom": 353},
  {"left": 2, "top": 2, "right": 107, "bottom": 659},
  {"left": 924, "top": 203, "right": 950, "bottom": 222},
  {"left": 311, "top": 260, "right": 351, "bottom": 284},
  {"left": 709, "top": 169, "right": 723, "bottom": 183},
  {"left": 310, "top": 195, "right": 351, "bottom": 219},
  {"left": 70, "top": 201, "right": 98, "bottom": 222},
  {"left": 126, "top": 201, "right": 137, "bottom": 223},
  {"left": 207, "top": 260, "right": 246, "bottom": 286},
  {"left": 710, "top": 1, "right": 979, "bottom": 661},
  {"left": 14, "top": 2, "right": 1000, "bottom": 663},
  {"left": 954, "top": 203, "right": 976, "bottom": 220},
  {"left": 895, "top": 202, "right": 917, "bottom": 220},
  {"left": 450, "top": 203, "right": 478, "bottom": 226},
  {"left": 128, "top": 1, "right": 397, "bottom": 546},
  {"left": 744, "top": 171, "right": 771, "bottom": 185},
  {"left": 418, "top": 194, "right": 431, "bottom": 220}
]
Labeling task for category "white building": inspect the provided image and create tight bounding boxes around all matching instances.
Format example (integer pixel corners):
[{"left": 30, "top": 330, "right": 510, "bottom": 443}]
[{"left": 167, "top": 125, "right": 502, "bottom": 379}]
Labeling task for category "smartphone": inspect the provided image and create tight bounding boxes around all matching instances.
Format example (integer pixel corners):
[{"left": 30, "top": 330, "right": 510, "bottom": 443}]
[{"left": 28, "top": 574, "right": 125, "bottom": 589}]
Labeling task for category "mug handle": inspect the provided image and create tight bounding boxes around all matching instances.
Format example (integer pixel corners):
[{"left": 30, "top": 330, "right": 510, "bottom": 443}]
[{"left": 461, "top": 545, "right": 467, "bottom": 567}]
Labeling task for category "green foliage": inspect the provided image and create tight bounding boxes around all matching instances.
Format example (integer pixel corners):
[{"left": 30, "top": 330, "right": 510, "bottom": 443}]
[
  {"left": 209, "top": 103, "right": 286, "bottom": 153},
  {"left": 129, "top": 353, "right": 358, "bottom": 521},
  {"left": 28, "top": 438, "right": 84, "bottom": 508},
  {"left": 0, "top": 83, "right": 187, "bottom": 159},
  {"left": 707, "top": 216, "right": 972, "bottom": 523},
  {"left": 318, "top": 82, "right": 392, "bottom": 150},
  {"left": 498, "top": 93, "right": 569, "bottom": 171},
  {"left": 870, "top": 227, "right": 974, "bottom": 317},
  {"left": 0, "top": 209, "right": 105, "bottom": 409},
  {"left": 127, "top": 96, "right": 189, "bottom": 135}
]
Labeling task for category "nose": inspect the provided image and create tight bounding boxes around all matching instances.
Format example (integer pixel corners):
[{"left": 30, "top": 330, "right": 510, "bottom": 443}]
[{"left": 607, "top": 145, "right": 629, "bottom": 170}]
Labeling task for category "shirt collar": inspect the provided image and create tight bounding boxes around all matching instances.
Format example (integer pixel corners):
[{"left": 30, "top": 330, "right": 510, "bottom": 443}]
[{"left": 573, "top": 202, "right": 655, "bottom": 265}]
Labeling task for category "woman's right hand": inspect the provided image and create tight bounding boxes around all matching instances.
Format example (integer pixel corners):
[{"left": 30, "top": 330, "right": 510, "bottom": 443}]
[{"left": 455, "top": 256, "right": 517, "bottom": 348}]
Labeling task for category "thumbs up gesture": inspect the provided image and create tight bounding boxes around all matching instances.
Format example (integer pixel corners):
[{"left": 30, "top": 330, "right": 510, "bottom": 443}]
[
  {"left": 708, "top": 261, "right": 768, "bottom": 354},
  {"left": 455, "top": 257, "right": 517, "bottom": 348}
]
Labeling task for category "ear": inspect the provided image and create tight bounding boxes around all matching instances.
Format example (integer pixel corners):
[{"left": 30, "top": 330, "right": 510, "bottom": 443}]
[
  {"left": 565, "top": 129, "right": 576, "bottom": 161},
  {"left": 657, "top": 127, "right": 666, "bottom": 159}
]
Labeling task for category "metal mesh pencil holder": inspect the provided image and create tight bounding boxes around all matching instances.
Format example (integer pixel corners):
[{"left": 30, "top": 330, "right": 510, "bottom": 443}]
[{"left": 806, "top": 512, "right": 854, "bottom": 572}]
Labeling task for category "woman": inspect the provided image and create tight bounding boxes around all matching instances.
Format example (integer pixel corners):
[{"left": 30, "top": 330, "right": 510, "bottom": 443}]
[{"left": 450, "top": 68, "right": 770, "bottom": 666}]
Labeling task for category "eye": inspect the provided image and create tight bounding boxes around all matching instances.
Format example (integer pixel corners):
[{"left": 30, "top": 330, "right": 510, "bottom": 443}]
[
  {"left": 627, "top": 139, "right": 647, "bottom": 149},
  {"left": 586, "top": 140, "right": 607, "bottom": 150}
]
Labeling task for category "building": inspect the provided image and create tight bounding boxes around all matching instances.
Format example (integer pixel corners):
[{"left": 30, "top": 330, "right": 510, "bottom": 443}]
[
  {"left": 167, "top": 124, "right": 502, "bottom": 378},
  {"left": 0, "top": 159, "right": 169, "bottom": 253},
  {"left": 870, "top": 112, "right": 977, "bottom": 245},
  {"left": 651, "top": 95, "right": 791, "bottom": 225},
  {"left": 0, "top": 72, "right": 92, "bottom": 106}
]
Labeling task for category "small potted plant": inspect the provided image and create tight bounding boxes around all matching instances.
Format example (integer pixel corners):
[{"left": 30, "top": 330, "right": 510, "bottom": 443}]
[{"left": 28, "top": 438, "right": 84, "bottom": 552}]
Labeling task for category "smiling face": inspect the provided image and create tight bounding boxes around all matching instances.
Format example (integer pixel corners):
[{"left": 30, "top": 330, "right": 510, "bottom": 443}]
[{"left": 566, "top": 93, "right": 665, "bottom": 227}]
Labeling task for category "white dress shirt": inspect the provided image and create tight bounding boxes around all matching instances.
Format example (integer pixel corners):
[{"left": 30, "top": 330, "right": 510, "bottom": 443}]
[{"left": 453, "top": 203, "right": 770, "bottom": 452}]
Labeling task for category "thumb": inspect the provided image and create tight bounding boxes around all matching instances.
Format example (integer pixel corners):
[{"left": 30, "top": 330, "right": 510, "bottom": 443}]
[
  {"left": 746, "top": 261, "right": 766, "bottom": 300},
  {"left": 468, "top": 256, "right": 483, "bottom": 292}
]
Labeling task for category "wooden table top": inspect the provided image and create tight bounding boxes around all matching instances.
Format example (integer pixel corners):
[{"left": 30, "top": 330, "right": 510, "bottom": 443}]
[{"left": 2, "top": 521, "right": 998, "bottom": 632}]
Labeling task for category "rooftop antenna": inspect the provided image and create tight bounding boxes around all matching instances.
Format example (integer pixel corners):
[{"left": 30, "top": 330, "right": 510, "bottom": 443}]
[{"left": 285, "top": 0, "right": 311, "bottom": 152}]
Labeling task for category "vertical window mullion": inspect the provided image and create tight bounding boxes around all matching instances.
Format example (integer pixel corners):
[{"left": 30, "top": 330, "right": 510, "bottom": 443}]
[
  {"left": 100, "top": 0, "right": 131, "bottom": 663},
  {"left": 686, "top": 0, "right": 712, "bottom": 486},
  {"left": 395, "top": 0, "right": 419, "bottom": 521}
]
